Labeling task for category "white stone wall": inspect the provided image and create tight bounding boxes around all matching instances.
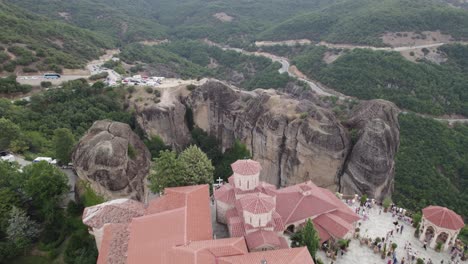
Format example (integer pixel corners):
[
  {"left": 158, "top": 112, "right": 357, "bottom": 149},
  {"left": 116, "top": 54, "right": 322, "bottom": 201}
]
[
  {"left": 233, "top": 172, "right": 260, "bottom": 191},
  {"left": 243, "top": 211, "right": 272, "bottom": 228},
  {"left": 216, "top": 200, "right": 233, "bottom": 224},
  {"left": 91, "top": 227, "right": 105, "bottom": 252}
]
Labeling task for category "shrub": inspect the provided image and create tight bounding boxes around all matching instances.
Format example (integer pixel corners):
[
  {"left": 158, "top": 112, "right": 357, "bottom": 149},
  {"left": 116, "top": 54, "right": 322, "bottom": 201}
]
[
  {"left": 436, "top": 242, "right": 442, "bottom": 252},
  {"left": 383, "top": 197, "right": 392, "bottom": 209},
  {"left": 128, "top": 144, "right": 137, "bottom": 159},
  {"left": 23, "top": 67, "right": 38, "bottom": 73},
  {"left": 145, "top": 87, "right": 153, "bottom": 94},
  {"left": 127, "top": 86, "right": 136, "bottom": 93},
  {"left": 186, "top": 84, "right": 197, "bottom": 91},
  {"left": 409, "top": 51, "right": 415, "bottom": 56},
  {"left": 154, "top": 89, "right": 161, "bottom": 97},
  {"left": 89, "top": 71, "right": 108, "bottom": 81},
  {"left": 300, "top": 112, "right": 308, "bottom": 119},
  {"left": 41, "top": 81, "right": 52, "bottom": 88},
  {"left": 417, "top": 258, "right": 424, "bottom": 264}
]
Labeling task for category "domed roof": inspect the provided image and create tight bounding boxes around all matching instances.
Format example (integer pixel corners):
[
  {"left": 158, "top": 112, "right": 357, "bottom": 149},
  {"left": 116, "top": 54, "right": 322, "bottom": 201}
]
[
  {"left": 231, "top": 159, "right": 262, "bottom": 175},
  {"left": 239, "top": 193, "right": 275, "bottom": 214},
  {"left": 422, "top": 206, "right": 464, "bottom": 230}
]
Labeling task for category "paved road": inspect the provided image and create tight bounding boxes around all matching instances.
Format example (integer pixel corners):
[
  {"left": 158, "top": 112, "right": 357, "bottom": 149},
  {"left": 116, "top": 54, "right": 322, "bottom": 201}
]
[
  {"left": 205, "top": 39, "right": 342, "bottom": 98},
  {"left": 16, "top": 75, "right": 89, "bottom": 86},
  {"left": 207, "top": 39, "right": 468, "bottom": 124}
]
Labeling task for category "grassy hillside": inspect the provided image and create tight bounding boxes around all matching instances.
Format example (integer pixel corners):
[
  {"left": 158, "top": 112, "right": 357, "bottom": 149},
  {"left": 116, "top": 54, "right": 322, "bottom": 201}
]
[
  {"left": 0, "top": 1, "right": 112, "bottom": 73},
  {"left": 394, "top": 114, "right": 468, "bottom": 218},
  {"left": 7, "top": 0, "right": 167, "bottom": 44},
  {"left": 259, "top": 0, "right": 468, "bottom": 46},
  {"left": 12, "top": 0, "right": 468, "bottom": 47},
  {"left": 291, "top": 45, "right": 468, "bottom": 115}
]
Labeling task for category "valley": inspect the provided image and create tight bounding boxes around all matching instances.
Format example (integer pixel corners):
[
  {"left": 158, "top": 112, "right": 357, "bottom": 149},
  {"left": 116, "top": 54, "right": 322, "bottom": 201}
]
[{"left": 0, "top": 0, "right": 467, "bottom": 263}]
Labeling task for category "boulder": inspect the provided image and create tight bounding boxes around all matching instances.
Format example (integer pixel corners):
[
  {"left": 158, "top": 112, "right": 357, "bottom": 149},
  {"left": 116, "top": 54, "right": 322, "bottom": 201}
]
[
  {"left": 72, "top": 120, "right": 151, "bottom": 202},
  {"left": 185, "top": 81, "right": 350, "bottom": 189},
  {"left": 340, "top": 100, "right": 400, "bottom": 200}
]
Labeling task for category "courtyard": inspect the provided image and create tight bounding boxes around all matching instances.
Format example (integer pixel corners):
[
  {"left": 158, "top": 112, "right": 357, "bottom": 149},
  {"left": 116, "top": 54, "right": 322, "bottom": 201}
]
[{"left": 317, "top": 203, "right": 466, "bottom": 264}]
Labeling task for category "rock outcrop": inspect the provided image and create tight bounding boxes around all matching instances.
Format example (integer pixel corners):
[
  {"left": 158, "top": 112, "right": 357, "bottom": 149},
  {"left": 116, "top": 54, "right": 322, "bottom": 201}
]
[
  {"left": 340, "top": 100, "right": 400, "bottom": 200},
  {"left": 72, "top": 120, "right": 151, "bottom": 202},
  {"left": 185, "top": 81, "right": 350, "bottom": 189},
  {"left": 128, "top": 84, "right": 191, "bottom": 150}
]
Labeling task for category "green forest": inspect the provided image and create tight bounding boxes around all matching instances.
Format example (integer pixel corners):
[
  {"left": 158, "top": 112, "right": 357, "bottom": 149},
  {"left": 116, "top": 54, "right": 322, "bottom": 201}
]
[
  {"left": 394, "top": 114, "right": 468, "bottom": 219},
  {"left": 8, "top": 0, "right": 468, "bottom": 47},
  {"left": 260, "top": 0, "right": 468, "bottom": 46},
  {"left": 290, "top": 45, "right": 468, "bottom": 115},
  {"left": 121, "top": 41, "right": 291, "bottom": 89}
]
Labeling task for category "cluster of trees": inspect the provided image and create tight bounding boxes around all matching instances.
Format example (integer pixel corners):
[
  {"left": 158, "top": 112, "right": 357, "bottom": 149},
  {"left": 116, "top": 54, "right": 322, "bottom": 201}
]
[
  {"left": 292, "top": 46, "right": 468, "bottom": 115},
  {"left": 121, "top": 40, "right": 291, "bottom": 90},
  {"left": 393, "top": 114, "right": 468, "bottom": 219},
  {"left": 0, "top": 75, "right": 32, "bottom": 94},
  {"left": 0, "top": 161, "right": 97, "bottom": 263},
  {"left": 260, "top": 0, "right": 468, "bottom": 46},
  {"left": 0, "top": 79, "right": 131, "bottom": 160},
  {"left": 149, "top": 146, "right": 214, "bottom": 193},
  {"left": 146, "top": 127, "right": 252, "bottom": 193}
]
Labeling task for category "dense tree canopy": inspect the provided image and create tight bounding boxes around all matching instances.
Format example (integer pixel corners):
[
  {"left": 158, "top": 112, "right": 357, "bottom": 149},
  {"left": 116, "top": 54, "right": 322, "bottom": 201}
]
[
  {"left": 52, "top": 128, "right": 75, "bottom": 165},
  {"left": 394, "top": 114, "right": 468, "bottom": 219},
  {"left": 149, "top": 146, "right": 214, "bottom": 193}
]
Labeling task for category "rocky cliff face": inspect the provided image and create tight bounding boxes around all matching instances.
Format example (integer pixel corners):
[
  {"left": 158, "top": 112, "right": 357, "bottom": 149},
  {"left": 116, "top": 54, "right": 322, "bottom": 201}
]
[
  {"left": 130, "top": 80, "right": 400, "bottom": 198},
  {"left": 340, "top": 100, "right": 400, "bottom": 200},
  {"left": 184, "top": 81, "right": 350, "bottom": 189},
  {"left": 72, "top": 120, "right": 151, "bottom": 202},
  {"left": 127, "top": 84, "right": 191, "bottom": 150}
]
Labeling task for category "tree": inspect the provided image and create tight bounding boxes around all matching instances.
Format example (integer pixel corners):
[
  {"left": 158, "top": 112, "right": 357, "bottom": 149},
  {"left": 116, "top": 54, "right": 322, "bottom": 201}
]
[
  {"left": 291, "top": 219, "right": 320, "bottom": 261},
  {"left": 0, "top": 118, "right": 21, "bottom": 150},
  {"left": 360, "top": 194, "right": 368, "bottom": 206},
  {"left": 215, "top": 140, "right": 251, "bottom": 180},
  {"left": 178, "top": 145, "right": 214, "bottom": 186},
  {"left": 22, "top": 162, "right": 69, "bottom": 220},
  {"left": 52, "top": 128, "right": 75, "bottom": 164},
  {"left": 148, "top": 146, "right": 214, "bottom": 193},
  {"left": 144, "top": 135, "right": 171, "bottom": 159},
  {"left": 148, "top": 150, "right": 183, "bottom": 193},
  {"left": 6, "top": 207, "right": 40, "bottom": 249}
]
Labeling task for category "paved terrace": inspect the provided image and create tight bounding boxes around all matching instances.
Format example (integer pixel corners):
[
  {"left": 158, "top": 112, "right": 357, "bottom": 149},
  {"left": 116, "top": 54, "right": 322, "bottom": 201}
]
[{"left": 317, "top": 203, "right": 466, "bottom": 264}]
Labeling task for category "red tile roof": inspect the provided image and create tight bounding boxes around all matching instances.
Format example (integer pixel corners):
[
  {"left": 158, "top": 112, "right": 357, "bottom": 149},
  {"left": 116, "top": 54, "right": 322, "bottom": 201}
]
[
  {"left": 169, "top": 237, "right": 249, "bottom": 263},
  {"left": 83, "top": 198, "right": 145, "bottom": 229},
  {"left": 231, "top": 159, "right": 262, "bottom": 175},
  {"left": 313, "top": 222, "right": 332, "bottom": 244},
  {"left": 214, "top": 184, "right": 236, "bottom": 205},
  {"left": 239, "top": 193, "right": 275, "bottom": 214},
  {"left": 275, "top": 185, "right": 337, "bottom": 225},
  {"left": 313, "top": 213, "right": 353, "bottom": 238},
  {"left": 422, "top": 206, "right": 464, "bottom": 230},
  {"left": 218, "top": 247, "right": 315, "bottom": 264},
  {"left": 245, "top": 230, "right": 281, "bottom": 250},
  {"left": 126, "top": 185, "right": 212, "bottom": 264}
]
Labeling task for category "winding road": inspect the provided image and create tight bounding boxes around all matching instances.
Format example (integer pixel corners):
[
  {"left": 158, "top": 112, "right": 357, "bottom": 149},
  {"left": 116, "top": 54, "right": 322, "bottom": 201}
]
[{"left": 204, "top": 39, "right": 468, "bottom": 124}]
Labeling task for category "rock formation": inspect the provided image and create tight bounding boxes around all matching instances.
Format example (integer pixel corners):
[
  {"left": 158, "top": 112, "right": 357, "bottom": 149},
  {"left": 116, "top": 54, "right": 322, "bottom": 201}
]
[
  {"left": 184, "top": 81, "right": 350, "bottom": 189},
  {"left": 340, "top": 100, "right": 400, "bottom": 200},
  {"left": 128, "top": 84, "right": 191, "bottom": 150},
  {"left": 128, "top": 80, "right": 400, "bottom": 199},
  {"left": 72, "top": 120, "right": 151, "bottom": 202}
]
